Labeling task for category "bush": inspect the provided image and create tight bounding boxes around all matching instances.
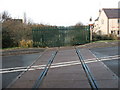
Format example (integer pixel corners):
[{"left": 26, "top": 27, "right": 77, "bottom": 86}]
[
  {"left": 2, "top": 30, "right": 13, "bottom": 48},
  {"left": 2, "top": 11, "right": 32, "bottom": 48},
  {"left": 109, "top": 34, "right": 118, "bottom": 40},
  {"left": 92, "top": 33, "right": 115, "bottom": 41},
  {"left": 19, "top": 39, "right": 33, "bottom": 48}
]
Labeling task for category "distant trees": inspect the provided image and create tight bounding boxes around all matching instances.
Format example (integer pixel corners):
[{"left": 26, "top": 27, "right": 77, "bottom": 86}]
[
  {"left": 2, "top": 11, "right": 32, "bottom": 48},
  {"left": 2, "top": 11, "right": 85, "bottom": 48},
  {"left": 1, "top": 11, "right": 55, "bottom": 48},
  {"left": 2, "top": 11, "right": 13, "bottom": 48},
  {"left": 2, "top": 11, "right": 11, "bottom": 21},
  {"left": 75, "top": 22, "right": 83, "bottom": 26}
]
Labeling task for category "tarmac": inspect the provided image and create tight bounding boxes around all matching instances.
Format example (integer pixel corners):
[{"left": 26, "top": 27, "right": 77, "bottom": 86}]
[{"left": 7, "top": 46, "right": 119, "bottom": 88}]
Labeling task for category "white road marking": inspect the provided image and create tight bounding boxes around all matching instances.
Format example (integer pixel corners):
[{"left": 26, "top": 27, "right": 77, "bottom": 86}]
[{"left": 1, "top": 55, "right": 119, "bottom": 74}]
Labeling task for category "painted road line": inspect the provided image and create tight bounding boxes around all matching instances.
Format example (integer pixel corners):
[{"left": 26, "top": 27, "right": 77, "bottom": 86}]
[
  {"left": 2, "top": 55, "right": 118, "bottom": 72},
  {"left": 1, "top": 55, "right": 119, "bottom": 74}
]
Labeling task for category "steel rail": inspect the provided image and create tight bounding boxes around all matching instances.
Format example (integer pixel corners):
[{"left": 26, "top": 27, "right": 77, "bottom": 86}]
[
  {"left": 2, "top": 54, "right": 119, "bottom": 74},
  {"left": 32, "top": 50, "right": 58, "bottom": 90},
  {"left": 6, "top": 49, "right": 48, "bottom": 88},
  {"left": 2, "top": 55, "right": 119, "bottom": 72},
  {"left": 75, "top": 48, "right": 98, "bottom": 90}
]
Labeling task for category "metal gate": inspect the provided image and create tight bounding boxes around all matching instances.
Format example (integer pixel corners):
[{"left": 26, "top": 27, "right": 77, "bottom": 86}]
[{"left": 32, "top": 26, "right": 90, "bottom": 47}]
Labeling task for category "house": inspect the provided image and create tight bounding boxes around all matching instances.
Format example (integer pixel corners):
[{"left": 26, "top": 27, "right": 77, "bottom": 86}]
[
  {"left": 93, "top": 8, "right": 120, "bottom": 37},
  {"left": 5, "top": 18, "right": 23, "bottom": 23}
]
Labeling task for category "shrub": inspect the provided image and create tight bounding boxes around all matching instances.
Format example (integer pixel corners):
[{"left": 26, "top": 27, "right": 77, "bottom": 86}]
[
  {"left": 92, "top": 33, "right": 115, "bottom": 41},
  {"left": 109, "top": 34, "right": 118, "bottom": 40},
  {"left": 2, "top": 30, "right": 13, "bottom": 48},
  {"left": 19, "top": 39, "right": 33, "bottom": 48}
]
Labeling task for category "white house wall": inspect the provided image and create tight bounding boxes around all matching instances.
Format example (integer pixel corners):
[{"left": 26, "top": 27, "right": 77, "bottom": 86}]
[
  {"left": 109, "top": 19, "right": 119, "bottom": 33},
  {"left": 98, "top": 10, "right": 108, "bottom": 35},
  {"left": 93, "top": 9, "right": 120, "bottom": 37},
  {"left": 93, "top": 20, "right": 99, "bottom": 33}
]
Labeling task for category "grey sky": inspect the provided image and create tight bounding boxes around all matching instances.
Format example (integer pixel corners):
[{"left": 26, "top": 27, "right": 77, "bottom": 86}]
[{"left": 0, "top": 0, "right": 119, "bottom": 26}]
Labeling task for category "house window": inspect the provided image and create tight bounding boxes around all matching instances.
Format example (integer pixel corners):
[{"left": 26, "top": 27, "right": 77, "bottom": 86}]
[
  {"left": 111, "top": 31, "right": 113, "bottom": 34},
  {"left": 118, "top": 19, "right": 120, "bottom": 23},
  {"left": 118, "top": 31, "right": 120, "bottom": 35}
]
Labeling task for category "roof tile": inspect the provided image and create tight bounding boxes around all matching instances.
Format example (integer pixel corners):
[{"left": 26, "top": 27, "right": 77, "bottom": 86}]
[{"left": 103, "top": 8, "right": 120, "bottom": 18}]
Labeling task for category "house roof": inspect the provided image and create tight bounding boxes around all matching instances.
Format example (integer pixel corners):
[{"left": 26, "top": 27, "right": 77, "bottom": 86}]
[{"left": 103, "top": 8, "right": 120, "bottom": 18}]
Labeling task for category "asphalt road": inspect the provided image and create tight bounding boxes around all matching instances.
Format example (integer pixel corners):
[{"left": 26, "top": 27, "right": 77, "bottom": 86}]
[
  {"left": 90, "top": 46, "right": 119, "bottom": 77},
  {"left": 2, "top": 53, "right": 41, "bottom": 88},
  {"left": 2, "top": 46, "right": 119, "bottom": 88}
]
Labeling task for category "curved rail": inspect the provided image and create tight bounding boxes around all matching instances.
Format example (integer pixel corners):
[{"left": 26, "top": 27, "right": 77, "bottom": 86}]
[
  {"left": 32, "top": 50, "right": 58, "bottom": 89},
  {"left": 75, "top": 48, "right": 98, "bottom": 90}
]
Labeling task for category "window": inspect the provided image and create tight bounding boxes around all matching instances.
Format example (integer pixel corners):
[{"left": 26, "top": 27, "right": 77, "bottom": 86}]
[
  {"left": 111, "top": 31, "right": 113, "bottom": 34},
  {"left": 118, "top": 19, "right": 120, "bottom": 23},
  {"left": 118, "top": 31, "right": 120, "bottom": 35}
]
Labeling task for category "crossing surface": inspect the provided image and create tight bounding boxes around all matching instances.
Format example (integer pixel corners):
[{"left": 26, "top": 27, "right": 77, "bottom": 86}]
[{"left": 3, "top": 46, "right": 119, "bottom": 89}]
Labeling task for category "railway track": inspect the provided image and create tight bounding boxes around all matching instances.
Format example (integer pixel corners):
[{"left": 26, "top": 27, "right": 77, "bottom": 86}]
[
  {"left": 5, "top": 50, "right": 48, "bottom": 89},
  {"left": 32, "top": 50, "right": 58, "bottom": 89},
  {"left": 75, "top": 48, "right": 98, "bottom": 90},
  {"left": 31, "top": 47, "right": 99, "bottom": 89},
  {"left": 1, "top": 54, "right": 119, "bottom": 74}
]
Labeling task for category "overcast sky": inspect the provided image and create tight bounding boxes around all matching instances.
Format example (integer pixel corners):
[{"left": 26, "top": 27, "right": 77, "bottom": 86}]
[{"left": 0, "top": 0, "right": 119, "bottom": 26}]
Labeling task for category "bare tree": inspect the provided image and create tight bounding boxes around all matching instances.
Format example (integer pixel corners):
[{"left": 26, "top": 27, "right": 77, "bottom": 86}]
[
  {"left": 2, "top": 11, "right": 11, "bottom": 21},
  {"left": 75, "top": 22, "right": 83, "bottom": 26}
]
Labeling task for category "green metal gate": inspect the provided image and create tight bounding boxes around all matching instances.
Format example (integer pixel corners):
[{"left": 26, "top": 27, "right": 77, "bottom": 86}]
[{"left": 32, "top": 26, "right": 90, "bottom": 47}]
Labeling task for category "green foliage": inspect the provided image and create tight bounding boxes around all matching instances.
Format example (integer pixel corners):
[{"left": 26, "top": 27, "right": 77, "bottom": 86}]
[
  {"left": 2, "top": 30, "right": 13, "bottom": 48},
  {"left": 2, "top": 11, "right": 32, "bottom": 48},
  {"left": 92, "top": 33, "right": 116, "bottom": 41},
  {"left": 2, "top": 21, "right": 32, "bottom": 48},
  {"left": 109, "top": 34, "right": 118, "bottom": 40},
  {"left": 2, "top": 11, "right": 89, "bottom": 48}
]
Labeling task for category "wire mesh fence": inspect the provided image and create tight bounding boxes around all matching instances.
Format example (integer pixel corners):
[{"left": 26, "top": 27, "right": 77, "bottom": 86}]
[{"left": 32, "top": 26, "right": 90, "bottom": 47}]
